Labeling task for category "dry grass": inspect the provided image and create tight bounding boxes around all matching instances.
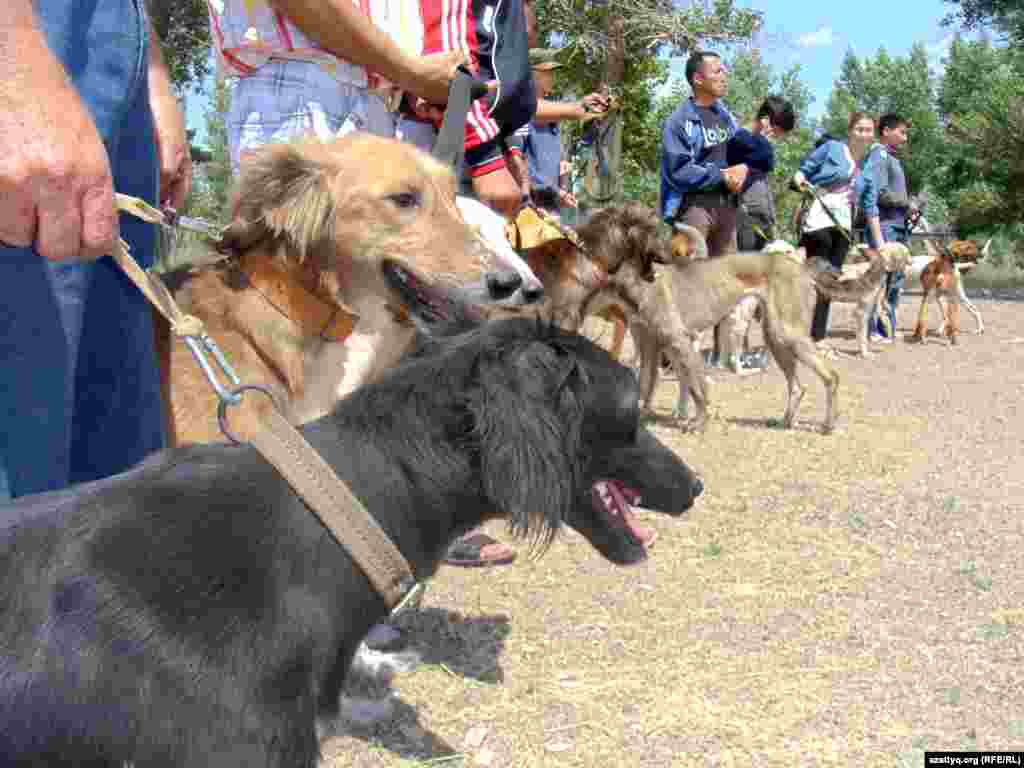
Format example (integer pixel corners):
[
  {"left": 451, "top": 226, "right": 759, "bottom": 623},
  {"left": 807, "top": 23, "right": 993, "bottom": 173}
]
[{"left": 321, "top": 299, "right": 1024, "bottom": 767}]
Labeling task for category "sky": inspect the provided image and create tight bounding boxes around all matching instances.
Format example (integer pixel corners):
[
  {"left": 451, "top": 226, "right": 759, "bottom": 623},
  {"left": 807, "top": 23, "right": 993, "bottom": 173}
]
[
  {"left": 185, "top": 0, "right": 965, "bottom": 144},
  {"left": 703, "top": 0, "right": 963, "bottom": 119}
]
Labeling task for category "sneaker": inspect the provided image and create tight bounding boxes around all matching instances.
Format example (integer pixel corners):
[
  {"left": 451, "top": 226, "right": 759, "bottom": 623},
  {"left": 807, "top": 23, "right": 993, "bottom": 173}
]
[
  {"left": 869, "top": 334, "right": 893, "bottom": 345},
  {"left": 739, "top": 350, "right": 769, "bottom": 370},
  {"left": 814, "top": 257, "right": 842, "bottom": 278}
]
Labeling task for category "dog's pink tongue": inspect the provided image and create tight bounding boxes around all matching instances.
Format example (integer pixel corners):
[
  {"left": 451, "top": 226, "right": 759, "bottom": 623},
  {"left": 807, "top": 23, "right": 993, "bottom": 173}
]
[{"left": 592, "top": 480, "right": 655, "bottom": 548}]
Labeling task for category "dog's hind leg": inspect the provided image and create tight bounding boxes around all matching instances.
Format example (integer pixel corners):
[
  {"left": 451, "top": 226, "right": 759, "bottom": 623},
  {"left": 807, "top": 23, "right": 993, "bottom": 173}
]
[
  {"left": 957, "top": 278, "right": 984, "bottom": 334},
  {"left": 632, "top": 323, "right": 661, "bottom": 411},
  {"left": 963, "top": 296, "right": 984, "bottom": 334},
  {"left": 790, "top": 336, "right": 840, "bottom": 433},
  {"left": 669, "top": 339, "right": 709, "bottom": 432},
  {"left": 910, "top": 288, "right": 931, "bottom": 342},
  {"left": 764, "top": 336, "right": 804, "bottom": 429},
  {"left": 853, "top": 300, "right": 873, "bottom": 357},
  {"left": 945, "top": 292, "right": 960, "bottom": 345}
]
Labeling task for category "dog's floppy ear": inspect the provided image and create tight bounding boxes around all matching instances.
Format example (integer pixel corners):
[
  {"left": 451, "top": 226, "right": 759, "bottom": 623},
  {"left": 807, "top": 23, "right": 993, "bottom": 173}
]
[
  {"left": 470, "top": 334, "right": 586, "bottom": 551},
  {"left": 670, "top": 223, "right": 708, "bottom": 263},
  {"left": 220, "top": 139, "right": 339, "bottom": 264}
]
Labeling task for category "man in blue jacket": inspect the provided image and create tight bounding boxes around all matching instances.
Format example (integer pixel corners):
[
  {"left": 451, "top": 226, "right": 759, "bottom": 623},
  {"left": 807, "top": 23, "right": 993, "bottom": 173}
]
[
  {"left": 659, "top": 50, "right": 750, "bottom": 365},
  {"left": 660, "top": 51, "right": 750, "bottom": 257}
]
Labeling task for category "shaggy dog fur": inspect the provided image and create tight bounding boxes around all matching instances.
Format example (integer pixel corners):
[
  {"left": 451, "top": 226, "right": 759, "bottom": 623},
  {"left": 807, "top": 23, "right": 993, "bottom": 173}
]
[
  {"left": 0, "top": 316, "right": 702, "bottom": 767},
  {"left": 160, "top": 134, "right": 543, "bottom": 446},
  {"left": 527, "top": 207, "right": 910, "bottom": 433}
]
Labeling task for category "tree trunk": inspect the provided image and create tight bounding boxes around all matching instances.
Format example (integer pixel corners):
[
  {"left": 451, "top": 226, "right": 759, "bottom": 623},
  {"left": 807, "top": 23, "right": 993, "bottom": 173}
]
[{"left": 603, "top": 12, "right": 625, "bottom": 203}]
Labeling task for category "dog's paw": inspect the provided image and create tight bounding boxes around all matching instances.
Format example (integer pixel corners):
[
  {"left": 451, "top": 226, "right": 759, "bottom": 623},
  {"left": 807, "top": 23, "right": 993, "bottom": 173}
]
[
  {"left": 355, "top": 645, "right": 422, "bottom": 677},
  {"left": 337, "top": 695, "right": 398, "bottom": 728}
]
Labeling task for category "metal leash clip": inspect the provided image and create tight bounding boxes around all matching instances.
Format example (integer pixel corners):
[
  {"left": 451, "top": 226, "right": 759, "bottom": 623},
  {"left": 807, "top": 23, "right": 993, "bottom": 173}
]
[{"left": 115, "top": 194, "right": 242, "bottom": 411}]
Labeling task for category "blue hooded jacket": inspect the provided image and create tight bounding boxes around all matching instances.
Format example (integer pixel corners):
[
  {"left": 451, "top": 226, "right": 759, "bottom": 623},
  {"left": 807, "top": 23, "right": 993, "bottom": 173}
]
[
  {"left": 798, "top": 138, "right": 877, "bottom": 221},
  {"left": 659, "top": 98, "right": 739, "bottom": 222}
]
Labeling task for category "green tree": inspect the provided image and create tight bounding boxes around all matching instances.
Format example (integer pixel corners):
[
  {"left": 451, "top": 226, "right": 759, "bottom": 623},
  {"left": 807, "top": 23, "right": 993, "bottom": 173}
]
[
  {"left": 535, "top": 0, "right": 761, "bottom": 204},
  {"left": 943, "top": 0, "right": 1024, "bottom": 46},
  {"left": 936, "top": 38, "right": 1024, "bottom": 233},
  {"left": 188, "top": 78, "right": 233, "bottom": 226},
  {"left": 821, "top": 44, "right": 943, "bottom": 198},
  {"left": 148, "top": 0, "right": 212, "bottom": 93}
]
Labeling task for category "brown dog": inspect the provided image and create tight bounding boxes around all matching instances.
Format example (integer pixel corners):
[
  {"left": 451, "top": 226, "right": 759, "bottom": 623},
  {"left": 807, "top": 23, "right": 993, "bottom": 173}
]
[
  {"left": 161, "top": 134, "right": 539, "bottom": 445},
  {"left": 908, "top": 239, "right": 987, "bottom": 344}
]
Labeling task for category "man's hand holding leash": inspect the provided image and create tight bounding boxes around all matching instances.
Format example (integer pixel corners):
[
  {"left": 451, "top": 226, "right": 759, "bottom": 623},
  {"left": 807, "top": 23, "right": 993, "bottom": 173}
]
[{"left": 0, "top": 1, "right": 118, "bottom": 262}]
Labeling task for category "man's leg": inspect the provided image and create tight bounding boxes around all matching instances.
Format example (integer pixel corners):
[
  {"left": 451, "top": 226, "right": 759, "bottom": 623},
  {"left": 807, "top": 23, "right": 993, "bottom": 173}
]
[
  {"left": 0, "top": 0, "right": 155, "bottom": 499},
  {"left": 70, "top": 48, "right": 165, "bottom": 485},
  {"left": 227, "top": 60, "right": 387, "bottom": 173}
]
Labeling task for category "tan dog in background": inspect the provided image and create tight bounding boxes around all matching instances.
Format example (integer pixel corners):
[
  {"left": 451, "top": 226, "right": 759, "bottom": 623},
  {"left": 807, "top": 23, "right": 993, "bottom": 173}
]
[
  {"left": 160, "top": 135, "right": 542, "bottom": 445},
  {"left": 814, "top": 242, "right": 913, "bottom": 357},
  {"left": 523, "top": 206, "right": 840, "bottom": 432}
]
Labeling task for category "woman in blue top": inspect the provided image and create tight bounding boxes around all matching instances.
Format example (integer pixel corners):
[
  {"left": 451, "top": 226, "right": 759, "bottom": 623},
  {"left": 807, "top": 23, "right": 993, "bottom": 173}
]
[{"left": 792, "top": 111, "right": 878, "bottom": 344}]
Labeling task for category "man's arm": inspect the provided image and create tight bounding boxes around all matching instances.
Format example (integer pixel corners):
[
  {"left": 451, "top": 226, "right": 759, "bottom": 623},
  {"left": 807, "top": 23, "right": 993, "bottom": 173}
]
[
  {"left": 147, "top": 20, "right": 191, "bottom": 210},
  {"left": 661, "top": 114, "right": 724, "bottom": 194},
  {"left": 534, "top": 93, "right": 609, "bottom": 123},
  {"left": 876, "top": 155, "right": 909, "bottom": 209},
  {"left": 859, "top": 147, "right": 885, "bottom": 246},
  {"left": 268, "top": 0, "right": 463, "bottom": 104},
  {"left": 0, "top": 0, "right": 117, "bottom": 261}
]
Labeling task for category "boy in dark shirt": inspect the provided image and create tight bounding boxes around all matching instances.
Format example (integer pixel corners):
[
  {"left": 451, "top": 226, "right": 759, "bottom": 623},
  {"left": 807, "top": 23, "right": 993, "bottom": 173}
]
[{"left": 730, "top": 96, "right": 795, "bottom": 251}]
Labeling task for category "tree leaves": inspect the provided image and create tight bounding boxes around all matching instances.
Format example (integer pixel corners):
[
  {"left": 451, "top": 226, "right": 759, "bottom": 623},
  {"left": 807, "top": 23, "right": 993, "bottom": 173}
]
[{"left": 147, "top": 0, "right": 212, "bottom": 93}]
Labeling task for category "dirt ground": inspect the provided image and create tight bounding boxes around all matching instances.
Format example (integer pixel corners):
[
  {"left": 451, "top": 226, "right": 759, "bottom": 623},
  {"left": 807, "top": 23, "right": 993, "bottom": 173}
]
[{"left": 321, "top": 294, "right": 1024, "bottom": 767}]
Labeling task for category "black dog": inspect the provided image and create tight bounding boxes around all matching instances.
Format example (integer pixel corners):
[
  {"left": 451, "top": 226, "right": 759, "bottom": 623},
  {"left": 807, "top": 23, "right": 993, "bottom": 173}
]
[{"left": 0, "top": 317, "right": 702, "bottom": 767}]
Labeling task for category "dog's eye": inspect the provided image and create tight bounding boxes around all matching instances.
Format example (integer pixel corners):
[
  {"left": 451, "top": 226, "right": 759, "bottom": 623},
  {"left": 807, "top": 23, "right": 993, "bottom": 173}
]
[{"left": 387, "top": 191, "right": 421, "bottom": 210}]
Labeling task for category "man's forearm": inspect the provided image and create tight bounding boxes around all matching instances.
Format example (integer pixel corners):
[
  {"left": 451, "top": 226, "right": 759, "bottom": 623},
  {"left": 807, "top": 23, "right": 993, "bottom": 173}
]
[
  {"left": 269, "top": 0, "right": 417, "bottom": 88},
  {"left": 534, "top": 98, "right": 586, "bottom": 122}
]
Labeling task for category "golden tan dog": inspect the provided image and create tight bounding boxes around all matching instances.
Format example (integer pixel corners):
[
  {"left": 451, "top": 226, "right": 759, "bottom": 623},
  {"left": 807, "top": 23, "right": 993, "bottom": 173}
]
[{"left": 161, "top": 134, "right": 539, "bottom": 445}]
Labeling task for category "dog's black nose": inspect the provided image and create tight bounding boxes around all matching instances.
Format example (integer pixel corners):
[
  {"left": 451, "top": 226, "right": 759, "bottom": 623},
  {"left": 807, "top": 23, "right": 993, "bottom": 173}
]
[
  {"left": 692, "top": 477, "right": 704, "bottom": 498},
  {"left": 521, "top": 283, "right": 544, "bottom": 304},
  {"left": 486, "top": 271, "right": 523, "bottom": 301}
]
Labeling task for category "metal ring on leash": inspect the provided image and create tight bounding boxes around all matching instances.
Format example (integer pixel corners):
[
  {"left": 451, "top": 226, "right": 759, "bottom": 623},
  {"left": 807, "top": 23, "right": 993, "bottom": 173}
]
[{"left": 217, "top": 384, "right": 281, "bottom": 445}]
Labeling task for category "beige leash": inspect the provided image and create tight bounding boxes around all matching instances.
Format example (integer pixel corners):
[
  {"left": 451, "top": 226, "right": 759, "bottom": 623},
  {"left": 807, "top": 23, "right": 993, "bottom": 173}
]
[{"left": 112, "top": 194, "right": 421, "bottom": 612}]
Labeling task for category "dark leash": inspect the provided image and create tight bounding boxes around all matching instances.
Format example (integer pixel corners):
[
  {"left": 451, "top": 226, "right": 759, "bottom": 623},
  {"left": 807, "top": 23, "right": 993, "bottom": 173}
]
[
  {"left": 799, "top": 184, "right": 854, "bottom": 244},
  {"left": 431, "top": 67, "right": 490, "bottom": 172}
]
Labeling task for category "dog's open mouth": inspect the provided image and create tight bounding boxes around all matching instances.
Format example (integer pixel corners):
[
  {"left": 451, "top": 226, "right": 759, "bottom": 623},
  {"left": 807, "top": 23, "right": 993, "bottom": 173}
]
[
  {"left": 591, "top": 479, "right": 653, "bottom": 548},
  {"left": 382, "top": 260, "right": 469, "bottom": 325}
]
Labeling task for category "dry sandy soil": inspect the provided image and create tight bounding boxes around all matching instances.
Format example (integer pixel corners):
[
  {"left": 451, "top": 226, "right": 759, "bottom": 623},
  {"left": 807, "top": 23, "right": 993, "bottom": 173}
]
[{"left": 321, "top": 294, "right": 1024, "bottom": 768}]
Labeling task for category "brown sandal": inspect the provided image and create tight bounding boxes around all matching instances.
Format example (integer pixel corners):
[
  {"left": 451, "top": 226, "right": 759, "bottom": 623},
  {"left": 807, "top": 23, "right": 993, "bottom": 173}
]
[{"left": 444, "top": 532, "right": 517, "bottom": 567}]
